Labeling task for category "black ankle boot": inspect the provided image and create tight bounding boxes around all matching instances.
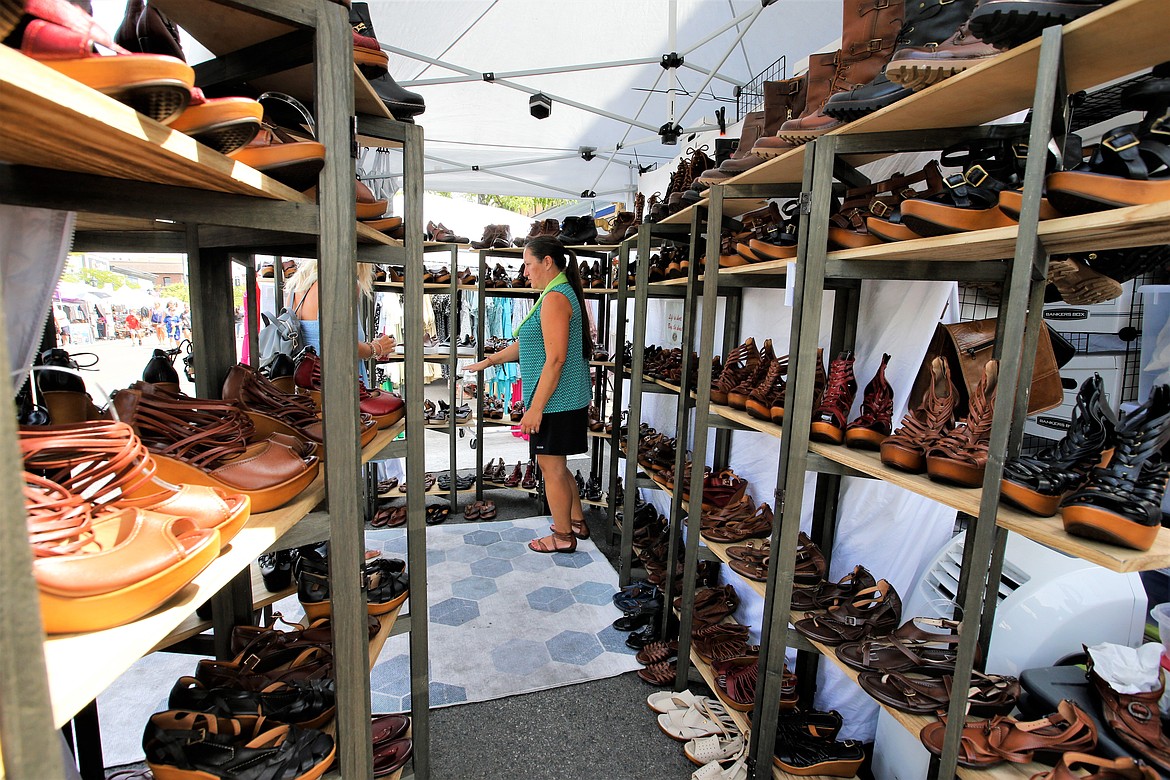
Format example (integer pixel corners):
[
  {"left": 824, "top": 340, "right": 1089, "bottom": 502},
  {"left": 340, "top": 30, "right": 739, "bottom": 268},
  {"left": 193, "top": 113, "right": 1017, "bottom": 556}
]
[
  {"left": 143, "top": 347, "right": 180, "bottom": 385},
  {"left": 1001, "top": 374, "right": 1117, "bottom": 517}
]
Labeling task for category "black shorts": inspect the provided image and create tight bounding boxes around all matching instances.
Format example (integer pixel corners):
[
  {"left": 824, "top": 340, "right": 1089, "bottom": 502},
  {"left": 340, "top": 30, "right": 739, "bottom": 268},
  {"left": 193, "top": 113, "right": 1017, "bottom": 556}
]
[{"left": 529, "top": 406, "right": 589, "bottom": 458}]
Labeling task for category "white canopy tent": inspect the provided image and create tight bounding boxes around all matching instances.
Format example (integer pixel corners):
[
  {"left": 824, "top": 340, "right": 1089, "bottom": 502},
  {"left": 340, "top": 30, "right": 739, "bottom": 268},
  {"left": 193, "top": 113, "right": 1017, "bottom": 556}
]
[{"left": 89, "top": 0, "right": 840, "bottom": 200}]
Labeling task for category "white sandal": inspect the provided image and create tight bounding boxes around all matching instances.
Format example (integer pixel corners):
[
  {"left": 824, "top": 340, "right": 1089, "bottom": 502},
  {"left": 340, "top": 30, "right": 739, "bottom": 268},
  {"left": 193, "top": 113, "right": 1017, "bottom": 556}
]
[
  {"left": 685, "top": 730, "right": 745, "bottom": 765},
  {"left": 691, "top": 753, "right": 748, "bottom": 780},
  {"left": 656, "top": 699, "right": 735, "bottom": 742},
  {"left": 647, "top": 689, "right": 706, "bottom": 715}
]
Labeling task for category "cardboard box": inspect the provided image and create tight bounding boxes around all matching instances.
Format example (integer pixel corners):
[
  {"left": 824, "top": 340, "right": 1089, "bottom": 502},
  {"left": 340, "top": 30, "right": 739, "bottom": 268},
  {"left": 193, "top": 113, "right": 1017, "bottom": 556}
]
[
  {"left": 1024, "top": 353, "right": 1126, "bottom": 441},
  {"left": 1041, "top": 281, "right": 1135, "bottom": 335}
]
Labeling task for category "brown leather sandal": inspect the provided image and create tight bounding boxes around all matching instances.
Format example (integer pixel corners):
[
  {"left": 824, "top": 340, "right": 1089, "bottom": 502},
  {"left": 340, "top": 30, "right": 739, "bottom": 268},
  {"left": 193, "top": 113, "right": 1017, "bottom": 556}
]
[
  {"left": 919, "top": 699, "right": 1097, "bottom": 767},
  {"left": 858, "top": 667, "right": 1019, "bottom": 716},
  {"left": 793, "top": 580, "right": 902, "bottom": 646},
  {"left": 835, "top": 616, "right": 962, "bottom": 673},
  {"left": 791, "top": 564, "right": 877, "bottom": 611},
  {"left": 528, "top": 531, "right": 577, "bottom": 554},
  {"left": 1032, "top": 752, "right": 1159, "bottom": 780},
  {"left": 701, "top": 502, "right": 774, "bottom": 543},
  {"left": 1089, "top": 654, "right": 1170, "bottom": 773},
  {"left": 636, "top": 641, "right": 678, "bottom": 666}
]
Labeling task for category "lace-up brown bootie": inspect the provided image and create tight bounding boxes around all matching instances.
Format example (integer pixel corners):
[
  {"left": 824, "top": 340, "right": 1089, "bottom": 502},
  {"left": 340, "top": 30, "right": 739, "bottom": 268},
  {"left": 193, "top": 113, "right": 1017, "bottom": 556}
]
[
  {"left": 925, "top": 359, "right": 998, "bottom": 487},
  {"left": 881, "top": 356, "right": 957, "bottom": 473}
]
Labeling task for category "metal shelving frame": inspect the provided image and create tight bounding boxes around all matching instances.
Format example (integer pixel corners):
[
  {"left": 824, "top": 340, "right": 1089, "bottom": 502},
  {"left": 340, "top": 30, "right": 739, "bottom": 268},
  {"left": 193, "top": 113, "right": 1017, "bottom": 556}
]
[{"left": 741, "top": 29, "right": 1061, "bottom": 778}]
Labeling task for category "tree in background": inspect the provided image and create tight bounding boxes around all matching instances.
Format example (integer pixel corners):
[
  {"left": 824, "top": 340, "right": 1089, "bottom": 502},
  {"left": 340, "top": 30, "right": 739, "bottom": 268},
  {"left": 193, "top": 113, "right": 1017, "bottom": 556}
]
[
  {"left": 156, "top": 283, "right": 189, "bottom": 304},
  {"left": 61, "top": 268, "right": 141, "bottom": 289},
  {"left": 474, "top": 194, "right": 570, "bottom": 216}
]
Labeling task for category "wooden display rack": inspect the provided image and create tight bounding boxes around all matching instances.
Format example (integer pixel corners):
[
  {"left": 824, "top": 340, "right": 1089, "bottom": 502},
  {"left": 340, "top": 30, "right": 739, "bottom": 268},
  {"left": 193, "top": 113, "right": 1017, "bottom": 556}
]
[
  {"left": 0, "top": 3, "right": 431, "bottom": 777},
  {"left": 618, "top": 1, "right": 1170, "bottom": 776}
]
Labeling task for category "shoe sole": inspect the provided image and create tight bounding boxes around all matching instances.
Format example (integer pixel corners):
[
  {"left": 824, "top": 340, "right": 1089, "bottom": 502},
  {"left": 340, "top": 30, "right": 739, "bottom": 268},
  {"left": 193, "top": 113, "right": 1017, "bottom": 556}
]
[
  {"left": 996, "top": 191, "right": 1063, "bottom": 222},
  {"left": 747, "top": 240, "right": 798, "bottom": 261},
  {"left": 999, "top": 478, "right": 1062, "bottom": 517},
  {"left": 1062, "top": 504, "right": 1159, "bottom": 551},
  {"left": 879, "top": 441, "right": 925, "bottom": 473},
  {"left": 369, "top": 406, "right": 406, "bottom": 430},
  {"left": 772, "top": 755, "right": 865, "bottom": 777},
  {"left": 885, "top": 59, "right": 989, "bottom": 91},
  {"left": 38, "top": 519, "right": 220, "bottom": 634},
  {"left": 149, "top": 745, "right": 336, "bottom": 780},
  {"left": 900, "top": 200, "right": 1018, "bottom": 237},
  {"left": 229, "top": 142, "right": 327, "bottom": 192},
  {"left": 753, "top": 143, "right": 798, "bottom": 158},
  {"left": 809, "top": 422, "right": 846, "bottom": 445},
  {"left": 967, "top": 0, "right": 1101, "bottom": 49},
  {"left": 44, "top": 56, "right": 193, "bottom": 124},
  {"left": 745, "top": 400, "right": 773, "bottom": 422},
  {"left": 821, "top": 87, "right": 913, "bottom": 121},
  {"left": 356, "top": 199, "right": 388, "bottom": 220},
  {"left": 168, "top": 98, "right": 263, "bottom": 154},
  {"left": 865, "top": 217, "right": 922, "bottom": 243},
  {"left": 354, "top": 48, "right": 389, "bottom": 78},
  {"left": 828, "top": 227, "right": 884, "bottom": 250},
  {"left": 925, "top": 455, "right": 985, "bottom": 488},
  {"left": 1046, "top": 171, "right": 1170, "bottom": 216},
  {"left": 844, "top": 427, "right": 885, "bottom": 450},
  {"left": 153, "top": 452, "right": 320, "bottom": 513}
]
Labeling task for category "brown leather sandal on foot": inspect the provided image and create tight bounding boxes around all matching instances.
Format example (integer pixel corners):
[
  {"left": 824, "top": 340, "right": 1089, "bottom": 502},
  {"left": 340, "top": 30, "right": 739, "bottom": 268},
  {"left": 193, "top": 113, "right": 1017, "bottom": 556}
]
[{"left": 528, "top": 531, "right": 577, "bottom": 554}]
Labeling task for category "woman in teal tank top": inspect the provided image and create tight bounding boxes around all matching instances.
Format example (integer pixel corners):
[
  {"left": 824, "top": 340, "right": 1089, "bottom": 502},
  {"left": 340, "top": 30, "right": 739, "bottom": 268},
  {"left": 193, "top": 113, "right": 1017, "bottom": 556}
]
[{"left": 466, "top": 237, "right": 592, "bottom": 553}]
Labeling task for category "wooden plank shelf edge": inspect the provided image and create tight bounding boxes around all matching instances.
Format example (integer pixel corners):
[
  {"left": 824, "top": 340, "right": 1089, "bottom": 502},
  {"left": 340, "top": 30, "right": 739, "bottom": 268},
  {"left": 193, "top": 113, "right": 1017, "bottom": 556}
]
[{"left": 807, "top": 443, "right": 1170, "bottom": 573}]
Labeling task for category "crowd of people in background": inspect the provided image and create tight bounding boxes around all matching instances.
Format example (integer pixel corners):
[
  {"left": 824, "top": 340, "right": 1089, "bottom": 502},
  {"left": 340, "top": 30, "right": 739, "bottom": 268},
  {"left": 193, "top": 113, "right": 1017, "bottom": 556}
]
[{"left": 54, "top": 299, "right": 193, "bottom": 347}]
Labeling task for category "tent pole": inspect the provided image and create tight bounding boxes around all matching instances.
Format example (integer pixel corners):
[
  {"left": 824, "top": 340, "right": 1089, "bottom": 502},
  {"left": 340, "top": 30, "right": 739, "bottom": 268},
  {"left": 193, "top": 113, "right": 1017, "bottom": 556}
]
[
  {"left": 379, "top": 43, "right": 659, "bottom": 132},
  {"left": 400, "top": 57, "right": 662, "bottom": 87},
  {"left": 680, "top": 5, "right": 759, "bottom": 56},
  {"left": 676, "top": 4, "right": 764, "bottom": 124}
]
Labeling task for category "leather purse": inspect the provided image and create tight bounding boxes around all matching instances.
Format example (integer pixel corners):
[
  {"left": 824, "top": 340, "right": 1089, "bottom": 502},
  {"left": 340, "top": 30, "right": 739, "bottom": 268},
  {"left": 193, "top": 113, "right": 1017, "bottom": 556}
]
[{"left": 908, "top": 318, "right": 1064, "bottom": 417}]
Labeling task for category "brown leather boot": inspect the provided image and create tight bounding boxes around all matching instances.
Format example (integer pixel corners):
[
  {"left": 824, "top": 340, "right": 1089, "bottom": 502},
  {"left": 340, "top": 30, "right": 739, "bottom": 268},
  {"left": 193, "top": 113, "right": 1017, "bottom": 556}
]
[
  {"left": 695, "top": 111, "right": 766, "bottom": 184},
  {"left": 810, "top": 352, "right": 858, "bottom": 445},
  {"left": 1088, "top": 651, "right": 1170, "bottom": 774},
  {"left": 771, "top": 51, "right": 840, "bottom": 147},
  {"left": 779, "top": 0, "right": 905, "bottom": 143},
  {"left": 885, "top": 6, "right": 1002, "bottom": 91},
  {"left": 599, "top": 211, "right": 637, "bottom": 244},
  {"left": 752, "top": 74, "right": 810, "bottom": 159},
  {"left": 513, "top": 220, "right": 542, "bottom": 247}
]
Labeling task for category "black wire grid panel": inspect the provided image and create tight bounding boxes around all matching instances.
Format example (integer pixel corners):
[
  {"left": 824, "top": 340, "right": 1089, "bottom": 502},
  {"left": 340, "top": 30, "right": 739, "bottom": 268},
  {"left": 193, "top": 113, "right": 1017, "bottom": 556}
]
[{"left": 736, "top": 56, "right": 786, "bottom": 121}]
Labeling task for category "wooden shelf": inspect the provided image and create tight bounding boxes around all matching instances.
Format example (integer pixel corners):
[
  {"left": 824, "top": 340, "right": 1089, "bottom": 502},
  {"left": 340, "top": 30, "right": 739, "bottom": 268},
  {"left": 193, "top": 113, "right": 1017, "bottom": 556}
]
[
  {"left": 151, "top": 561, "right": 292, "bottom": 653},
  {"left": 708, "top": 404, "right": 782, "bottom": 439},
  {"left": 807, "top": 443, "right": 1170, "bottom": 573},
  {"left": 357, "top": 223, "right": 405, "bottom": 246},
  {"left": 704, "top": 539, "right": 766, "bottom": 598},
  {"left": 151, "top": 0, "right": 399, "bottom": 124},
  {"left": 40, "top": 424, "right": 402, "bottom": 727},
  {"left": 0, "top": 46, "right": 306, "bottom": 202},
  {"left": 378, "top": 482, "right": 478, "bottom": 500},
  {"left": 588, "top": 429, "right": 613, "bottom": 439},
  {"left": 663, "top": 0, "right": 1168, "bottom": 224}
]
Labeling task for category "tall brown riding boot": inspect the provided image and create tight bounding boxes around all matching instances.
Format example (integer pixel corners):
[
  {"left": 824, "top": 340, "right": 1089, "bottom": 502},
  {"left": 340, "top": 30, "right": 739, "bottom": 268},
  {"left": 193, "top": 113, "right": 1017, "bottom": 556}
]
[
  {"left": 750, "top": 74, "right": 810, "bottom": 160},
  {"left": 771, "top": 51, "right": 841, "bottom": 147},
  {"left": 779, "top": 0, "right": 905, "bottom": 143}
]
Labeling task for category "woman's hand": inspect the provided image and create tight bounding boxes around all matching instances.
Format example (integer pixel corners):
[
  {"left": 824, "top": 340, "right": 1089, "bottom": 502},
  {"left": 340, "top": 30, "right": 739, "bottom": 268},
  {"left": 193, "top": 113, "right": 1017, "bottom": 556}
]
[
  {"left": 464, "top": 359, "right": 492, "bottom": 373},
  {"left": 519, "top": 408, "right": 543, "bottom": 436},
  {"left": 372, "top": 333, "right": 395, "bottom": 358}
]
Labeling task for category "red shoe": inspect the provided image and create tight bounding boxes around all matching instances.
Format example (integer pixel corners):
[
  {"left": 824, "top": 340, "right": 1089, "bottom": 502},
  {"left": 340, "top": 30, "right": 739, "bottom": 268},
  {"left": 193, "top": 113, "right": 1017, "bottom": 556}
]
[{"left": 359, "top": 384, "right": 404, "bottom": 429}]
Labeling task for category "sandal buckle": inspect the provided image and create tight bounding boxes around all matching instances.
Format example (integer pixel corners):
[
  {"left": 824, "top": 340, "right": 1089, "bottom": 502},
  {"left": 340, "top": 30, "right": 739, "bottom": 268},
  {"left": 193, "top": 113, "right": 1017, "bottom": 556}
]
[
  {"left": 1103, "top": 132, "right": 1140, "bottom": 153},
  {"left": 242, "top": 653, "right": 262, "bottom": 671},
  {"left": 869, "top": 200, "right": 891, "bottom": 217},
  {"left": 185, "top": 728, "right": 208, "bottom": 745},
  {"left": 943, "top": 173, "right": 967, "bottom": 190},
  {"left": 840, "top": 615, "right": 862, "bottom": 626},
  {"left": 964, "top": 164, "right": 990, "bottom": 188}
]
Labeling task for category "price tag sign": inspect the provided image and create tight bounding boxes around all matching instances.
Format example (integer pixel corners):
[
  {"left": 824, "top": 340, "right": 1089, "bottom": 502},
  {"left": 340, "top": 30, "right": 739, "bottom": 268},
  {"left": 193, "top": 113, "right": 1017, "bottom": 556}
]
[{"left": 665, "top": 301, "right": 684, "bottom": 346}]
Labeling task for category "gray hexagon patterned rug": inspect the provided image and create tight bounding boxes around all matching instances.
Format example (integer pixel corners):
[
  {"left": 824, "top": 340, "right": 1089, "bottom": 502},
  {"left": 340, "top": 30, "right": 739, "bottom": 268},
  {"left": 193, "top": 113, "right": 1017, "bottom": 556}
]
[{"left": 367, "top": 517, "right": 641, "bottom": 712}]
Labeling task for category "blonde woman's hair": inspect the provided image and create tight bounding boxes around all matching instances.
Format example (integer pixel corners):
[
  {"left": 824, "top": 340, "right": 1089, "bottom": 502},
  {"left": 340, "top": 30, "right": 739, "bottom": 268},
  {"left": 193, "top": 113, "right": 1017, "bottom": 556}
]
[{"left": 285, "top": 258, "right": 373, "bottom": 301}]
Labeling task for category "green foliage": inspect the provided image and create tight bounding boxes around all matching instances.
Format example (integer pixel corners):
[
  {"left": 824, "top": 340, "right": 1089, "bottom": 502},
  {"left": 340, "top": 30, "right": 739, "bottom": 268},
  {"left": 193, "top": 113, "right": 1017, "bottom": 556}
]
[
  {"left": 60, "top": 268, "right": 140, "bottom": 289},
  {"left": 475, "top": 194, "right": 570, "bottom": 216},
  {"left": 233, "top": 284, "right": 245, "bottom": 308},
  {"left": 156, "top": 283, "right": 190, "bottom": 304}
]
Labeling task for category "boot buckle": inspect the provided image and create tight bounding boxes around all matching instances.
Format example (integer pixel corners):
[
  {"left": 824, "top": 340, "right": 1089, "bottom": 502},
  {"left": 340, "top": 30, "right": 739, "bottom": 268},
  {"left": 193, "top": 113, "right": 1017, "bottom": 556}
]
[{"left": 1103, "top": 132, "right": 1140, "bottom": 153}]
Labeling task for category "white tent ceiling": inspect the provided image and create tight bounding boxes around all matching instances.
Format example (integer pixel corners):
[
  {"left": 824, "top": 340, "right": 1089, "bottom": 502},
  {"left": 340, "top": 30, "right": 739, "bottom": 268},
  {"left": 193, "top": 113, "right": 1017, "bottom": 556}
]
[{"left": 90, "top": 1, "right": 840, "bottom": 201}]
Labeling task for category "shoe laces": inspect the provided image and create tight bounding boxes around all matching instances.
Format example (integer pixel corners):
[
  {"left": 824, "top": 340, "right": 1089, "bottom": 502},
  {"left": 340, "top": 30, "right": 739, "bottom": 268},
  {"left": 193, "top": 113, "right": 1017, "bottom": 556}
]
[{"left": 819, "top": 359, "right": 854, "bottom": 408}]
